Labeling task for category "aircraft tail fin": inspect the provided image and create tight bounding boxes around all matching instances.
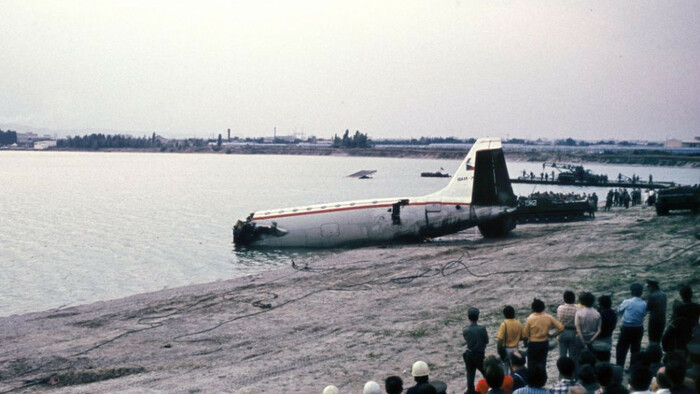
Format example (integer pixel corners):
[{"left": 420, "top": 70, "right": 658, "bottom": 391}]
[{"left": 431, "top": 138, "right": 516, "bottom": 206}]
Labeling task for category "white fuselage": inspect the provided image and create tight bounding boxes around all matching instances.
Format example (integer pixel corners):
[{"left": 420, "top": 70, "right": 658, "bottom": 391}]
[
  {"left": 233, "top": 138, "right": 516, "bottom": 248},
  {"left": 247, "top": 196, "right": 477, "bottom": 248}
]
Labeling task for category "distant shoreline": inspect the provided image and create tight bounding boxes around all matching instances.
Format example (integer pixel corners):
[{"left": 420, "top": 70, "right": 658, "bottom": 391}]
[{"left": 4, "top": 145, "right": 699, "bottom": 167}]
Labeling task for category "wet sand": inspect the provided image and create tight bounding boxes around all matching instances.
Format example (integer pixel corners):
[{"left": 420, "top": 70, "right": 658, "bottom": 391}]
[{"left": 1, "top": 207, "right": 698, "bottom": 393}]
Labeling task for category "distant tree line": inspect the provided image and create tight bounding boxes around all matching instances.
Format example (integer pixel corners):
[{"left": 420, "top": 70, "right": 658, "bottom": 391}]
[
  {"left": 553, "top": 138, "right": 662, "bottom": 147},
  {"left": 332, "top": 129, "right": 371, "bottom": 148},
  {"left": 0, "top": 129, "right": 18, "bottom": 145},
  {"left": 57, "top": 133, "right": 161, "bottom": 149},
  {"left": 373, "top": 136, "right": 476, "bottom": 145}
]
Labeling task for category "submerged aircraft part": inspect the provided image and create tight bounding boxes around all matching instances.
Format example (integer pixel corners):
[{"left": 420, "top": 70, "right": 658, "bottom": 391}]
[
  {"left": 233, "top": 219, "right": 289, "bottom": 245},
  {"left": 233, "top": 138, "right": 517, "bottom": 248}
]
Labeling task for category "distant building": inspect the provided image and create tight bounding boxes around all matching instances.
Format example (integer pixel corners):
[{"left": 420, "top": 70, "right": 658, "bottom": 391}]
[
  {"left": 155, "top": 135, "right": 169, "bottom": 145},
  {"left": 34, "top": 140, "right": 57, "bottom": 150},
  {"left": 263, "top": 135, "right": 295, "bottom": 143},
  {"left": 665, "top": 137, "right": 700, "bottom": 148},
  {"left": 17, "top": 132, "right": 39, "bottom": 144}
]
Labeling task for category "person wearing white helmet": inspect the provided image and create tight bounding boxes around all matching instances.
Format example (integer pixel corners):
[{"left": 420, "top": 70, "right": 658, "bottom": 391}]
[
  {"left": 405, "top": 360, "right": 448, "bottom": 394},
  {"left": 363, "top": 380, "right": 382, "bottom": 394},
  {"left": 406, "top": 361, "right": 431, "bottom": 394},
  {"left": 322, "top": 384, "right": 339, "bottom": 394}
]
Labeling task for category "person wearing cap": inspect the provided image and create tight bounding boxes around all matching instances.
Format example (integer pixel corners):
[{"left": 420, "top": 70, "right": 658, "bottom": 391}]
[
  {"left": 406, "top": 360, "right": 448, "bottom": 394},
  {"left": 463, "top": 307, "right": 489, "bottom": 394},
  {"left": 407, "top": 361, "right": 430, "bottom": 394},
  {"left": 407, "top": 361, "right": 431, "bottom": 394},
  {"left": 322, "top": 385, "right": 340, "bottom": 394},
  {"left": 616, "top": 283, "right": 647, "bottom": 369},
  {"left": 646, "top": 279, "right": 667, "bottom": 344},
  {"left": 363, "top": 380, "right": 382, "bottom": 394}
]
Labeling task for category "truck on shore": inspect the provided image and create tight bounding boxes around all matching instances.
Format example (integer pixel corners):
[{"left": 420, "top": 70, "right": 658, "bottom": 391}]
[{"left": 655, "top": 185, "right": 700, "bottom": 215}]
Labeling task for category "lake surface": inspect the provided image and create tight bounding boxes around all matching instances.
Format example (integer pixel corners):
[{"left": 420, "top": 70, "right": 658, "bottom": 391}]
[{"left": 1, "top": 151, "right": 698, "bottom": 317}]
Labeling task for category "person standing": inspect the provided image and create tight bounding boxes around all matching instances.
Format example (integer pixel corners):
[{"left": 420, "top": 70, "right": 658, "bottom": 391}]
[
  {"left": 616, "top": 283, "right": 647, "bottom": 369},
  {"left": 645, "top": 280, "right": 667, "bottom": 344},
  {"left": 663, "top": 285, "right": 700, "bottom": 354},
  {"left": 575, "top": 292, "right": 602, "bottom": 352},
  {"left": 597, "top": 295, "right": 617, "bottom": 349},
  {"left": 463, "top": 307, "right": 488, "bottom": 394},
  {"left": 497, "top": 305, "right": 524, "bottom": 374},
  {"left": 523, "top": 298, "right": 564, "bottom": 369},
  {"left": 558, "top": 290, "right": 579, "bottom": 361}
]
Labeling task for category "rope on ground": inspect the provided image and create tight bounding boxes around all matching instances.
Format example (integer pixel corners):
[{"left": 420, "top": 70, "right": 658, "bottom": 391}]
[{"left": 3, "top": 239, "right": 696, "bottom": 392}]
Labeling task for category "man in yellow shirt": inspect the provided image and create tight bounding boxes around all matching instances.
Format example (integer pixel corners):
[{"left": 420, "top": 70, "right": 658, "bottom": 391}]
[
  {"left": 497, "top": 305, "right": 524, "bottom": 374},
  {"left": 523, "top": 298, "right": 564, "bottom": 369}
]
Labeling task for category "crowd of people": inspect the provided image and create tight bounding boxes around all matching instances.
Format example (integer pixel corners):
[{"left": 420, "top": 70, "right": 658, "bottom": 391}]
[
  {"left": 321, "top": 282, "right": 700, "bottom": 394},
  {"left": 525, "top": 191, "right": 594, "bottom": 203},
  {"left": 603, "top": 189, "right": 647, "bottom": 210}
]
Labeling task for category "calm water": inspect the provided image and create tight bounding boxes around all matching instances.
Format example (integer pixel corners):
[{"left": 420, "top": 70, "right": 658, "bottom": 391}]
[{"left": 1, "top": 151, "right": 698, "bottom": 317}]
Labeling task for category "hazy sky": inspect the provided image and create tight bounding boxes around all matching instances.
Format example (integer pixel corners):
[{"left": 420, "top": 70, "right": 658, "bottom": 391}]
[{"left": 1, "top": 1, "right": 698, "bottom": 141}]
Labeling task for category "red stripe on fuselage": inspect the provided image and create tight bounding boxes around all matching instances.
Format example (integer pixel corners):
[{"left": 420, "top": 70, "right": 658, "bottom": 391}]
[{"left": 252, "top": 201, "right": 470, "bottom": 221}]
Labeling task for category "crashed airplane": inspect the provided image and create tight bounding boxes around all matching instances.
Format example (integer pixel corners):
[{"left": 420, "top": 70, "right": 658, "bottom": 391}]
[{"left": 233, "top": 137, "right": 517, "bottom": 248}]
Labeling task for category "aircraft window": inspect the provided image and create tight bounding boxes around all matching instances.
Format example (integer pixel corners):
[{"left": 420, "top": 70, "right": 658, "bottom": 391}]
[
  {"left": 321, "top": 205, "right": 326, "bottom": 209},
  {"left": 307, "top": 207, "right": 312, "bottom": 211},
  {"left": 350, "top": 202, "right": 355, "bottom": 206},
  {"left": 373, "top": 200, "right": 378, "bottom": 204},
  {"left": 292, "top": 209, "right": 298, "bottom": 212},
  {"left": 335, "top": 204, "right": 340, "bottom": 208},
  {"left": 456, "top": 205, "right": 462, "bottom": 210},
  {"left": 278, "top": 210, "right": 284, "bottom": 213},
  {"left": 265, "top": 212, "right": 270, "bottom": 215}
]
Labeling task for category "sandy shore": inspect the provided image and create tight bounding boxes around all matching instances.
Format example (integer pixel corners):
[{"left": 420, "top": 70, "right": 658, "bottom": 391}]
[{"left": 1, "top": 207, "right": 698, "bottom": 393}]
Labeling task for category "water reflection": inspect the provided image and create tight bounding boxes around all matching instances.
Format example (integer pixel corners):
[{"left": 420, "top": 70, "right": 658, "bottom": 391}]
[{"left": 231, "top": 244, "right": 342, "bottom": 268}]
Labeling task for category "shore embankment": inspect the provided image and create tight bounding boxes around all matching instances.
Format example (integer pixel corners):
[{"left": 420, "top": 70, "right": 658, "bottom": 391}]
[
  {"left": 0, "top": 207, "right": 698, "bottom": 393},
  {"left": 12, "top": 145, "right": 700, "bottom": 167}
]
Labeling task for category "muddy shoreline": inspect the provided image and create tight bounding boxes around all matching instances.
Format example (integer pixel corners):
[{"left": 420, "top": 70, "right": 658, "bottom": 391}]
[
  {"left": 7, "top": 145, "right": 699, "bottom": 167},
  {"left": 0, "top": 207, "right": 698, "bottom": 393}
]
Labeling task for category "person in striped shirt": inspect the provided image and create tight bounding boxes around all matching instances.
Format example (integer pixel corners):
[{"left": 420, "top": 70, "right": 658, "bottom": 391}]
[{"left": 513, "top": 364, "right": 548, "bottom": 394}]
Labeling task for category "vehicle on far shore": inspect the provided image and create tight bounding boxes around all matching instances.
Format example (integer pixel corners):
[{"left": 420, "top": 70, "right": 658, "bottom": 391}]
[{"left": 655, "top": 185, "right": 700, "bottom": 215}]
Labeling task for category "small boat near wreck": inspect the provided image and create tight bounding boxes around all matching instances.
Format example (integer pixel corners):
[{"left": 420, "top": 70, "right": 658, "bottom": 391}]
[{"left": 421, "top": 169, "right": 450, "bottom": 178}]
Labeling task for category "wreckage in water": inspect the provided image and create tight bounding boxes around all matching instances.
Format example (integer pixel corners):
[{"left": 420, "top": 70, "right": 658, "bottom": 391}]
[{"left": 233, "top": 138, "right": 518, "bottom": 248}]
